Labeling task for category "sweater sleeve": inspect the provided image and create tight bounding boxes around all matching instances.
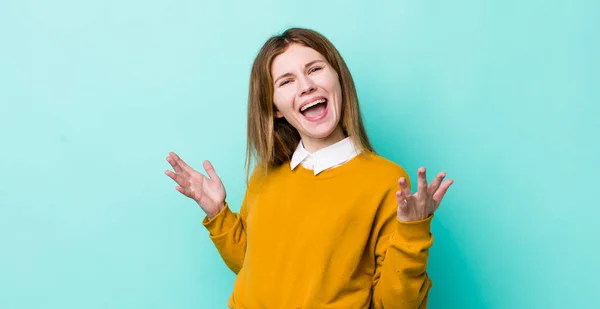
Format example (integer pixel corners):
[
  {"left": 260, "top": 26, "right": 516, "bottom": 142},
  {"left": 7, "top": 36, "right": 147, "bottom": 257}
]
[
  {"left": 202, "top": 194, "right": 250, "bottom": 274},
  {"left": 201, "top": 163, "right": 266, "bottom": 274},
  {"left": 371, "top": 174, "right": 434, "bottom": 309}
]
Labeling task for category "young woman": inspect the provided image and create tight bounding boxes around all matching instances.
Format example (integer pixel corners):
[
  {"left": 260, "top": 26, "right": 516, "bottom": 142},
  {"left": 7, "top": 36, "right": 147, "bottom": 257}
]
[{"left": 165, "top": 28, "right": 453, "bottom": 309}]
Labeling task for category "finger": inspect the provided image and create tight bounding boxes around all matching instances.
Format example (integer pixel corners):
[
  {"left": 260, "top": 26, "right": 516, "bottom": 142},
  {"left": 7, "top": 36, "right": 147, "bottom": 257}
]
[
  {"left": 398, "top": 177, "right": 412, "bottom": 199},
  {"left": 428, "top": 172, "right": 447, "bottom": 196},
  {"left": 396, "top": 190, "right": 407, "bottom": 205},
  {"left": 433, "top": 179, "right": 454, "bottom": 209},
  {"left": 203, "top": 160, "right": 220, "bottom": 181},
  {"left": 175, "top": 186, "right": 193, "bottom": 199},
  {"left": 169, "top": 152, "right": 195, "bottom": 177},
  {"left": 417, "top": 167, "right": 428, "bottom": 198},
  {"left": 396, "top": 191, "right": 408, "bottom": 213},
  {"left": 165, "top": 170, "right": 190, "bottom": 189},
  {"left": 166, "top": 154, "right": 190, "bottom": 178}
]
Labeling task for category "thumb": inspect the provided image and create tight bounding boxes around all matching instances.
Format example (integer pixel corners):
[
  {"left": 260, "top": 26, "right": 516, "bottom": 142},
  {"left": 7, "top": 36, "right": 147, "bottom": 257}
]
[{"left": 203, "top": 160, "right": 220, "bottom": 181}]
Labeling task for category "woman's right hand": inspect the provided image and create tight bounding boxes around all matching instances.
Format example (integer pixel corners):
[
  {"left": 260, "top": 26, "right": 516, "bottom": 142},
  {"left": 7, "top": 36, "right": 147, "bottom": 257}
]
[{"left": 165, "top": 152, "right": 226, "bottom": 219}]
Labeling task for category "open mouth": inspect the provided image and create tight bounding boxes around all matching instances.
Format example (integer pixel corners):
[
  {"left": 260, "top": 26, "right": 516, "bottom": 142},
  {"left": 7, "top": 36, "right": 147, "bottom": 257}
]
[{"left": 299, "top": 98, "right": 328, "bottom": 120}]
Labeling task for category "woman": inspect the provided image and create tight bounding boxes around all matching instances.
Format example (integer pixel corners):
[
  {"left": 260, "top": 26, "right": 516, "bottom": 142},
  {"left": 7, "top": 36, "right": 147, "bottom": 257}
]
[{"left": 165, "top": 28, "right": 453, "bottom": 309}]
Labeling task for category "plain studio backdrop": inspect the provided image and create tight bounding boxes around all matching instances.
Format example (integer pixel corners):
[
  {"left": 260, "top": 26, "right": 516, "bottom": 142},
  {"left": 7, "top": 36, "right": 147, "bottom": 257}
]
[{"left": 1, "top": 1, "right": 598, "bottom": 308}]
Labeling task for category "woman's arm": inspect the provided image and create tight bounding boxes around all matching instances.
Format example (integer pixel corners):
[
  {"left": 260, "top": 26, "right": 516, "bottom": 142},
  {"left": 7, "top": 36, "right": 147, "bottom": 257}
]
[
  {"left": 202, "top": 194, "right": 250, "bottom": 274},
  {"left": 371, "top": 213, "right": 434, "bottom": 309},
  {"left": 165, "top": 152, "right": 249, "bottom": 273},
  {"left": 371, "top": 167, "right": 453, "bottom": 309}
]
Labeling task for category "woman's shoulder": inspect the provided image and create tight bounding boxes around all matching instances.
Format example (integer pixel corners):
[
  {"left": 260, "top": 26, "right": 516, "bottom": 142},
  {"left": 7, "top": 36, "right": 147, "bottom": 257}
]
[
  {"left": 356, "top": 151, "right": 410, "bottom": 183},
  {"left": 245, "top": 160, "right": 287, "bottom": 190}
]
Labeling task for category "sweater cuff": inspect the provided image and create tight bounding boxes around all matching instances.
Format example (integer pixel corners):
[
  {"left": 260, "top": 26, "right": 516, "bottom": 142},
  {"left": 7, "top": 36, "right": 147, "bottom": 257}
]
[
  {"left": 393, "top": 215, "right": 433, "bottom": 244},
  {"left": 202, "top": 202, "right": 237, "bottom": 236}
]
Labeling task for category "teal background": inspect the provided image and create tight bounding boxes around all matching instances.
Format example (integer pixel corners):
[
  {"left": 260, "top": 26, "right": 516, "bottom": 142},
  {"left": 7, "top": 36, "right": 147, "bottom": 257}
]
[{"left": 1, "top": 0, "right": 598, "bottom": 308}]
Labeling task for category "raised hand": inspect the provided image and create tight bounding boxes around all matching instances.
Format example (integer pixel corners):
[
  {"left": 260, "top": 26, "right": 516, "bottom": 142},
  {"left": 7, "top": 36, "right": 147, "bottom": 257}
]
[
  {"left": 396, "top": 167, "right": 453, "bottom": 222},
  {"left": 165, "top": 152, "right": 226, "bottom": 219}
]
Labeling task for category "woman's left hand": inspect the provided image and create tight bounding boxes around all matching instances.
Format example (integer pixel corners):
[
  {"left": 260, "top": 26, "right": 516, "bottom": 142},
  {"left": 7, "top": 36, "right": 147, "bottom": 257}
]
[{"left": 396, "top": 167, "right": 453, "bottom": 222}]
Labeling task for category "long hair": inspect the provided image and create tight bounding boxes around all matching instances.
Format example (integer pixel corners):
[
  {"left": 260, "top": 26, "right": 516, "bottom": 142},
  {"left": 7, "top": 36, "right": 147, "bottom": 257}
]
[{"left": 246, "top": 27, "right": 374, "bottom": 179}]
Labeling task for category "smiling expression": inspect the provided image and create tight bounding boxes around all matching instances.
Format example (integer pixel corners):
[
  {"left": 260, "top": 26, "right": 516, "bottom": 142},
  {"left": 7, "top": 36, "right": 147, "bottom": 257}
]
[{"left": 271, "top": 43, "right": 345, "bottom": 151}]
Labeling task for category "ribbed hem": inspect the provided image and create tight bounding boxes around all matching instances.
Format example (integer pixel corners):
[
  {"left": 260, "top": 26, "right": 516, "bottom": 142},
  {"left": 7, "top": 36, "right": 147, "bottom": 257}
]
[
  {"left": 393, "top": 215, "right": 433, "bottom": 243},
  {"left": 202, "top": 202, "right": 237, "bottom": 236}
]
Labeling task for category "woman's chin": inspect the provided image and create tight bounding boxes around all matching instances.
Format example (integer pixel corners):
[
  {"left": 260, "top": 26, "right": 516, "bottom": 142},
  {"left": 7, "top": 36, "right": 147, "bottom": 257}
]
[{"left": 299, "top": 123, "right": 343, "bottom": 142}]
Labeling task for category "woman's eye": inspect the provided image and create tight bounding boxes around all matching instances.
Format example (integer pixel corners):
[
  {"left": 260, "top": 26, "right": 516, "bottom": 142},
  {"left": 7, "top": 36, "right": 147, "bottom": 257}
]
[
  {"left": 280, "top": 80, "right": 291, "bottom": 86},
  {"left": 309, "top": 67, "right": 322, "bottom": 73}
]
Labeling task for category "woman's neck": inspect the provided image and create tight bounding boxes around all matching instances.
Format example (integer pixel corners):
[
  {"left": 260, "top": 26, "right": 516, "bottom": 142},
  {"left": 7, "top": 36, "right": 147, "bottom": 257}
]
[{"left": 300, "top": 126, "right": 346, "bottom": 153}]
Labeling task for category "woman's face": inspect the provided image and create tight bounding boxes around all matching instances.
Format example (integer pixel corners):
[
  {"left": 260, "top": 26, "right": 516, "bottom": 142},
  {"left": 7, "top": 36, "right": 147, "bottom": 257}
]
[{"left": 271, "top": 43, "right": 344, "bottom": 152}]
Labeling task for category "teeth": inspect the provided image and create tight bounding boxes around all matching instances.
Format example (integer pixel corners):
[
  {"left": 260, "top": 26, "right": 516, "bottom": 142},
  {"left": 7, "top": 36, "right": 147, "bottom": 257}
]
[{"left": 300, "top": 99, "right": 327, "bottom": 112}]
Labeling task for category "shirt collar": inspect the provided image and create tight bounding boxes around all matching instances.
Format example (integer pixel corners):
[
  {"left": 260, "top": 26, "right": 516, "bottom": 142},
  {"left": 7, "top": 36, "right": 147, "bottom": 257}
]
[{"left": 290, "top": 137, "right": 361, "bottom": 175}]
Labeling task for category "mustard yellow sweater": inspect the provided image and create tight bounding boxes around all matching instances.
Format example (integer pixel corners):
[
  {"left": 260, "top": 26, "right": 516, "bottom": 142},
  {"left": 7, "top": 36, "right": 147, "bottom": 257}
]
[{"left": 203, "top": 152, "right": 434, "bottom": 308}]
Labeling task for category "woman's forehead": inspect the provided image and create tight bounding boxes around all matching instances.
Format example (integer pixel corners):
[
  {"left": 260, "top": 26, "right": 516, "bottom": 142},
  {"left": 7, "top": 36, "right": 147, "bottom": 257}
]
[{"left": 272, "top": 44, "right": 326, "bottom": 72}]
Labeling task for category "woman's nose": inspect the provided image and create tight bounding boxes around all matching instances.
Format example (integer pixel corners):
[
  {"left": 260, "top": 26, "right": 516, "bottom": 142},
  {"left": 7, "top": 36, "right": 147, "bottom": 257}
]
[{"left": 298, "top": 76, "right": 316, "bottom": 96}]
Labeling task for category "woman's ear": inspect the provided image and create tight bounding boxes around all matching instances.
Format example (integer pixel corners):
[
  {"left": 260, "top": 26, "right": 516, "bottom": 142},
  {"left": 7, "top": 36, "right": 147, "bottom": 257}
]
[{"left": 274, "top": 105, "right": 284, "bottom": 118}]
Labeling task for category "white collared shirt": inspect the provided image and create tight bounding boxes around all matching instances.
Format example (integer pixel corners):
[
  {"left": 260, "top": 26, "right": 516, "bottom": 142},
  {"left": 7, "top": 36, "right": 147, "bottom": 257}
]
[{"left": 290, "top": 137, "right": 361, "bottom": 175}]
